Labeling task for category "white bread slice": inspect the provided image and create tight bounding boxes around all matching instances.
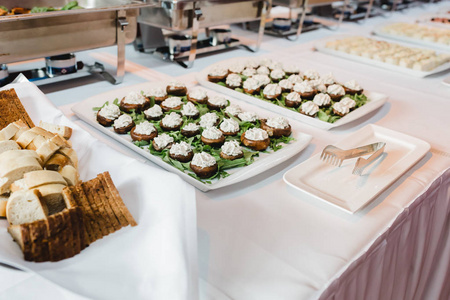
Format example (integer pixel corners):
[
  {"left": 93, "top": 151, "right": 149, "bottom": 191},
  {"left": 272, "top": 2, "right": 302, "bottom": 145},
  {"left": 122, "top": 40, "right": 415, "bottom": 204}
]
[
  {"left": 0, "top": 194, "right": 8, "bottom": 217},
  {"left": 50, "top": 134, "right": 71, "bottom": 148},
  {"left": 0, "top": 140, "right": 20, "bottom": 154},
  {"left": 0, "top": 149, "right": 40, "bottom": 164},
  {"left": 33, "top": 183, "right": 66, "bottom": 215},
  {"left": 0, "top": 123, "right": 20, "bottom": 141},
  {"left": 44, "top": 153, "right": 71, "bottom": 171},
  {"left": 26, "top": 134, "right": 46, "bottom": 150},
  {"left": 36, "top": 140, "right": 60, "bottom": 164},
  {"left": 10, "top": 178, "right": 27, "bottom": 193},
  {"left": 0, "top": 154, "right": 42, "bottom": 177},
  {"left": 11, "top": 120, "right": 31, "bottom": 142},
  {"left": 59, "top": 165, "right": 80, "bottom": 186},
  {"left": 29, "top": 127, "right": 55, "bottom": 139},
  {"left": 0, "top": 157, "right": 42, "bottom": 194},
  {"left": 23, "top": 170, "right": 67, "bottom": 189},
  {"left": 39, "top": 121, "right": 72, "bottom": 139},
  {"left": 58, "top": 148, "right": 78, "bottom": 169},
  {"left": 6, "top": 189, "right": 48, "bottom": 225},
  {"left": 16, "top": 129, "right": 38, "bottom": 149}
]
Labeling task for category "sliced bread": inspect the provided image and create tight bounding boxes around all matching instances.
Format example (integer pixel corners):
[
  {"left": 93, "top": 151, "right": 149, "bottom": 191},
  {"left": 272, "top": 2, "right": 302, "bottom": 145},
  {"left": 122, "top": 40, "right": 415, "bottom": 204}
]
[
  {"left": 6, "top": 189, "right": 48, "bottom": 225},
  {"left": 23, "top": 170, "right": 67, "bottom": 189},
  {"left": 0, "top": 194, "right": 8, "bottom": 217},
  {"left": 39, "top": 121, "right": 73, "bottom": 140},
  {"left": 0, "top": 123, "right": 20, "bottom": 141},
  {"left": 33, "top": 183, "right": 66, "bottom": 215},
  {"left": 0, "top": 140, "right": 20, "bottom": 155},
  {"left": 44, "top": 153, "right": 71, "bottom": 171},
  {"left": 59, "top": 165, "right": 80, "bottom": 186}
]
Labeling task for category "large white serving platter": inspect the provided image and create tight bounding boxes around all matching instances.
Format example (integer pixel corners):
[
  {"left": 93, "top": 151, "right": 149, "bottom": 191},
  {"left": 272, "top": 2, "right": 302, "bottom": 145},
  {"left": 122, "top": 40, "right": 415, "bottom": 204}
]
[
  {"left": 373, "top": 23, "right": 450, "bottom": 53},
  {"left": 283, "top": 124, "right": 430, "bottom": 214},
  {"left": 72, "top": 82, "right": 312, "bottom": 192},
  {"left": 197, "top": 58, "right": 388, "bottom": 131},
  {"left": 315, "top": 35, "right": 450, "bottom": 78}
]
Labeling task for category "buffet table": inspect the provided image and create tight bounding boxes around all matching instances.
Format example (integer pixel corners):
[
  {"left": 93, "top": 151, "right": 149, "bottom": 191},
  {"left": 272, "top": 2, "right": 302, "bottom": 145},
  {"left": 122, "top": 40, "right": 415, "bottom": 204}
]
[{"left": 1, "top": 1, "right": 450, "bottom": 299}]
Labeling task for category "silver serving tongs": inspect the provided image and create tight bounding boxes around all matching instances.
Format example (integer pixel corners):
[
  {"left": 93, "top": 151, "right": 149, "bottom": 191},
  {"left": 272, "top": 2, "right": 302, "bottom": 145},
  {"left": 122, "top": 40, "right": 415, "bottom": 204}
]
[{"left": 320, "top": 142, "right": 386, "bottom": 176}]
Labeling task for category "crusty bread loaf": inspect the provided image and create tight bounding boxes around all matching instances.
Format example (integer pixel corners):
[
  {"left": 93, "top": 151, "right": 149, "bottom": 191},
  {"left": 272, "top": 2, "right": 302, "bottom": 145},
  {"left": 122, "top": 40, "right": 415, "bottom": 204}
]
[
  {"left": 39, "top": 121, "right": 73, "bottom": 140},
  {"left": 0, "top": 140, "right": 20, "bottom": 154},
  {"left": 59, "top": 165, "right": 79, "bottom": 186},
  {"left": 0, "top": 89, "right": 35, "bottom": 130},
  {"left": 0, "top": 194, "right": 8, "bottom": 217},
  {"left": 6, "top": 189, "right": 48, "bottom": 225},
  {"left": 23, "top": 170, "right": 67, "bottom": 189}
]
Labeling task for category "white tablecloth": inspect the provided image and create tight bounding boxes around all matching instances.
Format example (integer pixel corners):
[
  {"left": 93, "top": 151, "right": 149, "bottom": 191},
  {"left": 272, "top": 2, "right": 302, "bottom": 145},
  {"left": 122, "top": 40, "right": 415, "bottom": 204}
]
[{"left": 1, "top": 1, "right": 450, "bottom": 299}]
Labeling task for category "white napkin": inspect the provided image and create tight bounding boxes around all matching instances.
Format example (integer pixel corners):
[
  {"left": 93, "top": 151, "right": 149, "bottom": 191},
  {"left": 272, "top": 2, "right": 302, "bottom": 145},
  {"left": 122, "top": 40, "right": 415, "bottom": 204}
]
[{"left": 0, "top": 81, "right": 198, "bottom": 300}]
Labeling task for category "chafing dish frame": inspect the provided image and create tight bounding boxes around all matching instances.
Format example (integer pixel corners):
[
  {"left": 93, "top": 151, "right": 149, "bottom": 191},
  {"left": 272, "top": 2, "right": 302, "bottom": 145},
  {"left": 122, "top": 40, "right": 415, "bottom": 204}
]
[{"left": 138, "top": 0, "right": 270, "bottom": 68}]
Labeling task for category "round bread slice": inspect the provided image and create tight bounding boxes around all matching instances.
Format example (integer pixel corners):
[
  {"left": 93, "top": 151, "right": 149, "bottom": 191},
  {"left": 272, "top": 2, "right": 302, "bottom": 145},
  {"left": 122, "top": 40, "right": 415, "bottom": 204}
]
[
  {"left": 0, "top": 157, "right": 43, "bottom": 194},
  {"left": 59, "top": 165, "right": 80, "bottom": 186},
  {"left": 0, "top": 140, "right": 20, "bottom": 155},
  {"left": 0, "top": 123, "right": 20, "bottom": 141},
  {"left": 0, "top": 149, "right": 41, "bottom": 164},
  {"left": 23, "top": 170, "right": 67, "bottom": 189},
  {"left": 16, "top": 129, "right": 39, "bottom": 149},
  {"left": 6, "top": 189, "right": 49, "bottom": 225}
]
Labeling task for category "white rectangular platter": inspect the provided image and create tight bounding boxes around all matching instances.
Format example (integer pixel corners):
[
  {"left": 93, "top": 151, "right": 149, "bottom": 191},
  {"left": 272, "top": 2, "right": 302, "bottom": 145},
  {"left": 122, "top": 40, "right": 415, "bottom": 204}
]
[
  {"left": 72, "top": 82, "right": 312, "bottom": 192},
  {"left": 283, "top": 124, "right": 430, "bottom": 213},
  {"left": 197, "top": 57, "right": 388, "bottom": 131},
  {"left": 315, "top": 35, "right": 450, "bottom": 78},
  {"left": 373, "top": 23, "right": 450, "bottom": 53}
]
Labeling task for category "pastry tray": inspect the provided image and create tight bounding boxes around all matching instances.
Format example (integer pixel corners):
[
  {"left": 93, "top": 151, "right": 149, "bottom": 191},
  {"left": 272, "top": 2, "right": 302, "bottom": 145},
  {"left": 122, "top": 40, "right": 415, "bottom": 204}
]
[
  {"left": 315, "top": 35, "right": 450, "bottom": 78},
  {"left": 72, "top": 81, "right": 313, "bottom": 192},
  {"left": 283, "top": 124, "right": 430, "bottom": 213},
  {"left": 197, "top": 57, "right": 388, "bottom": 130}
]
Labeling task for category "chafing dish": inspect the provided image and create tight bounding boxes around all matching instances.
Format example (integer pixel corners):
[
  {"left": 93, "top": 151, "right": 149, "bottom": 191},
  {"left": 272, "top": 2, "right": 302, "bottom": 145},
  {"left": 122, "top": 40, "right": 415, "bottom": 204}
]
[
  {"left": 138, "top": 0, "right": 270, "bottom": 68},
  {"left": 0, "top": 0, "right": 153, "bottom": 84}
]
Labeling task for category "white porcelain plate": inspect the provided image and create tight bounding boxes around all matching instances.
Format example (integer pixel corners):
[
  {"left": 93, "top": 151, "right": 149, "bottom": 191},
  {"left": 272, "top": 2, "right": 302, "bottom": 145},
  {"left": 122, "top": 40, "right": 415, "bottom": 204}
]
[
  {"left": 315, "top": 35, "right": 450, "bottom": 78},
  {"left": 72, "top": 82, "right": 312, "bottom": 192},
  {"left": 283, "top": 124, "right": 430, "bottom": 213},
  {"left": 197, "top": 57, "right": 388, "bottom": 130}
]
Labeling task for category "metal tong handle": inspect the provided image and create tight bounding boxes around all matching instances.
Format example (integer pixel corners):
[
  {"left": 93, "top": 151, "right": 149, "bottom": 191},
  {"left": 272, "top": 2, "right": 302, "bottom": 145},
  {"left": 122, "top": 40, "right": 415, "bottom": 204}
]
[
  {"left": 352, "top": 143, "right": 386, "bottom": 175},
  {"left": 325, "top": 142, "right": 385, "bottom": 160}
]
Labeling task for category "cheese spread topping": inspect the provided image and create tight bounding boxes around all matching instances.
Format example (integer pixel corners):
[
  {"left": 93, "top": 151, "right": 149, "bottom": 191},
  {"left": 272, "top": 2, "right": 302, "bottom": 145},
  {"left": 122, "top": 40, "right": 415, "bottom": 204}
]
[
  {"left": 123, "top": 91, "right": 146, "bottom": 105},
  {"left": 144, "top": 105, "right": 163, "bottom": 118},
  {"left": 304, "top": 69, "right": 320, "bottom": 80},
  {"left": 259, "top": 58, "right": 273, "bottom": 67},
  {"left": 221, "top": 140, "right": 243, "bottom": 157},
  {"left": 238, "top": 111, "right": 258, "bottom": 123},
  {"left": 283, "top": 64, "right": 300, "bottom": 74},
  {"left": 293, "top": 81, "right": 314, "bottom": 93},
  {"left": 344, "top": 80, "right": 362, "bottom": 91},
  {"left": 134, "top": 121, "right": 156, "bottom": 135},
  {"left": 269, "top": 62, "right": 283, "bottom": 70},
  {"left": 170, "top": 141, "right": 192, "bottom": 156},
  {"left": 270, "top": 69, "right": 285, "bottom": 80},
  {"left": 145, "top": 87, "right": 167, "bottom": 98},
  {"left": 162, "top": 96, "right": 183, "bottom": 108},
  {"left": 256, "top": 66, "right": 270, "bottom": 75},
  {"left": 263, "top": 84, "right": 282, "bottom": 96},
  {"left": 188, "top": 88, "right": 208, "bottom": 100},
  {"left": 161, "top": 112, "right": 183, "bottom": 127},
  {"left": 242, "top": 68, "right": 257, "bottom": 77},
  {"left": 114, "top": 114, "right": 133, "bottom": 129},
  {"left": 327, "top": 84, "right": 345, "bottom": 96},
  {"left": 321, "top": 73, "right": 335, "bottom": 85},
  {"left": 199, "top": 112, "right": 219, "bottom": 128},
  {"left": 252, "top": 74, "right": 271, "bottom": 86},
  {"left": 340, "top": 97, "right": 356, "bottom": 109},
  {"left": 308, "top": 79, "right": 327, "bottom": 93},
  {"left": 167, "top": 81, "right": 186, "bottom": 88},
  {"left": 245, "top": 59, "right": 260, "bottom": 69},
  {"left": 220, "top": 118, "right": 240, "bottom": 133},
  {"left": 287, "top": 74, "right": 303, "bottom": 84},
  {"left": 192, "top": 152, "right": 217, "bottom": 168},
  {"left": 225, "top": 104, "right": 242, "bottom": 117},
  {"left": 154, "top": 133, "right": 174, "bottom": 149},
  {"left": 266, "top": 117, "right": 289, "bottom": 129},
  {"left": 333, "top": 102, "right": 350, "bottom": 115},
  {"left": 99, "top": 104, "right": 120, "bottom": 119},
  {"left": 243, "top": 78, "right": 261, "bottom": 91},
  {"left": 202, "top": 127, "right": 223, "bottom": 140},
  {"left": 208, "top": 66, "right": 228, "bottom": 77},
  {"left": 228, "top": 63, "right": 245, "bottom": 74},
  {"left": 208, "top": 95, "right": 228, "bottom": 107},
  {"left": 183, "top": 123, "right": 200, "bottom": 132},
  {"left": 226, "top": 74, "right": 242, "bottom": 87},
  {"left": 244, "top": 128, "right": 268, "bottom": 141},
  {"left": 278, "top": 79, "right": 293, "bottom": 90},
  {"left": 301, "top": 101, "right": 319, "bottom": 116},
  {"left": 313, "top": 93, "right": 331, "bottom": 106},
  {"left": 286, "top": 92, "right": 301, "bottom": 102},
  {"left": 181, "top": 102, "right": 199, "bottom": 116}
]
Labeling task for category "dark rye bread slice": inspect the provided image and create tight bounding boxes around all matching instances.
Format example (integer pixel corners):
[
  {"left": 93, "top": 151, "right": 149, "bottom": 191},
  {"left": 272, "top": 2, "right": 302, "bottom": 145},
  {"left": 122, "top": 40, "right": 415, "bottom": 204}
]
[
  {"left": 100, "top": 172, "right": 137, "bottom": 227},
  {"left": 98, "top": 174, "right": 129, "bottom": 228},
  {"left": 60, "top": 209, "right": 75, "bottom": 260},
  {"left": 21, "top": 224, "right": 34, "bottom": 261},
  {"left": 62, "top": 187, "right": 91, "bottom": 247},
  {"left": 68, "top": 207, "right": 84, "bottom": 253},
  {"left": 29, "top": 219, "right": 50, "bottom": 262},
  {"left": 86, "top": 178, "right": 116, "bottom": 235},
  {"left": 81, "top": 181, "right": 111, "bottom": 237},
  {"left": 73, "top": 185, "right": 103, "bottom": 244},
  {"left": 92, "top": 176, "right": 122, "bottom": 232},
  {"left": 46, "top": 212, "right": 68, "bottom": 262},
  {"left": 0, "top": 89, "right": 34, "bottom": 130}
]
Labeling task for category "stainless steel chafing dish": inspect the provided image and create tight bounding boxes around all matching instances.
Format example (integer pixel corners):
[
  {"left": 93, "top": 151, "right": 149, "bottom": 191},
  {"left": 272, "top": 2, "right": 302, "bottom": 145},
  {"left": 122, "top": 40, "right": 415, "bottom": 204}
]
[
  {"left": 0, "top": 0, "right": 153, "bottom": 83},
  {"left": 138, "top": 0, "right": 270, "bottom": 68}
]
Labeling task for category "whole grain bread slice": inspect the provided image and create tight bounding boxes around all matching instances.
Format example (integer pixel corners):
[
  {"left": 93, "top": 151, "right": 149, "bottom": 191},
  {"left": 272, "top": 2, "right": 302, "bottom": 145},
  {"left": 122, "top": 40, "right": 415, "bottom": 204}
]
[
  {"left": 67, "top": 207, "right": 82, "bottom": 254},
  {"left": 94, "top": 176, "right": 122, "bottom": 231},
  {"left": 0, "top": 89, "right": 34, "bottom": 130},
  {"left": 73, "top": 185, "right": 102, "bottom": 243},
  {"left": 21, "top": 224, "right": 34, "bottom": 261},
  {"left": 81, "top": 181, "right": 111, "bottom": 236},
  {"left": 29, "top": 219, "right": 50, "bottom": 262},
  {"left": 46, "top": 212, "right": 67, "bottom": 262},
  {"left": 100, "top": 172, "right": 137, "bottom": 227},
  {"left": 60, "top": 209, "right": 75, "bottom": 259},
  {"left": 89, "top": 177, "right": 116, "bottom": 234}
]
